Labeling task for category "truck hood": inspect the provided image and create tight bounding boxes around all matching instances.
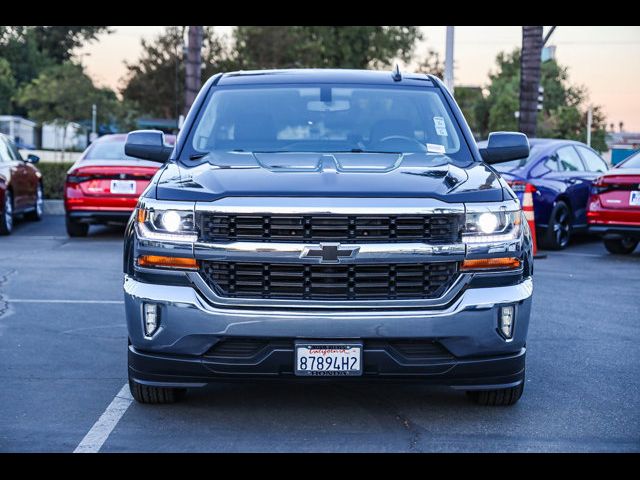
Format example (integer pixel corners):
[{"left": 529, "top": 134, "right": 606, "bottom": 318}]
[{"left": 155, "top": 151, "right": 505, "bottom": 202}]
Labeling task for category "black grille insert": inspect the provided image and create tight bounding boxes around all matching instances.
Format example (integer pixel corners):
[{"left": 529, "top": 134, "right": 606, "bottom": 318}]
[
  {"left": 199, "top": 213, "right": 460, "bottom": 244},
  {"left": 200, "top": 261, "right": 459, "bottom": 300},
  {"left": 203, "top": 338, "right": 454, "bottom": 360}
]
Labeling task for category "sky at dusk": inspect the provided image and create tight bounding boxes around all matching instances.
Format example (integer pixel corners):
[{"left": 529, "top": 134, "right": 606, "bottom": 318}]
[{"left": 76, "top": 26, "right": 640, "bottom": 131}]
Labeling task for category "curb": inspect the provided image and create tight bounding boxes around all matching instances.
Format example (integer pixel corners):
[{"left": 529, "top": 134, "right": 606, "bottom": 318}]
[{"left": 44, "top": 200, "right": 65, "bottom": 216}]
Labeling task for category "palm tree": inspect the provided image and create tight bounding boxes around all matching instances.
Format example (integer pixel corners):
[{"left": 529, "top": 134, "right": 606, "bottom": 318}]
[{"left": 518, "top": 26, "right": 544, "bottom": 137}]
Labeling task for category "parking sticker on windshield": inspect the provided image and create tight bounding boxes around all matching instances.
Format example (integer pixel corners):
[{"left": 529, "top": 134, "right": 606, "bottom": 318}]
[
  {"left": 426, "top": 143, "right": 446, "bottom": 154},
  {"left": 433, "top": 116, "right": 448, "bottom": 136}
]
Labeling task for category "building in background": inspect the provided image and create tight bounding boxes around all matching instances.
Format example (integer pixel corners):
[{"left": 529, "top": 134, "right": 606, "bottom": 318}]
[
  {"left": 606, "top": 132, "right": 640, "bottom": 165},
  {"left": 41, "top": 122, "right": 88, "bottom": 151},
  {"left": 0, "top": 116, "right": 38, "bottom": 149}
]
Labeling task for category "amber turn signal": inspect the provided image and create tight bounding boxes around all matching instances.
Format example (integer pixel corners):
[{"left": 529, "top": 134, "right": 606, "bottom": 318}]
[
  {"left": 461, "top": 257, "right": 521, "bottom": 271},
  {"left": 137, "top": 255, "right": 199, "bottom": 270}
]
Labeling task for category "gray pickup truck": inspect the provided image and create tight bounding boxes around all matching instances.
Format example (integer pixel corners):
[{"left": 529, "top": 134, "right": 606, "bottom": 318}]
[{"left": 122, "top": 69, "right": 534, "bottom": 406}]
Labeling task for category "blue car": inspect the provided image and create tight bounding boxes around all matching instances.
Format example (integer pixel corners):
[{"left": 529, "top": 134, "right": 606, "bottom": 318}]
[{"left": 479, "top": 138, "right": 608, "bottom": 250}]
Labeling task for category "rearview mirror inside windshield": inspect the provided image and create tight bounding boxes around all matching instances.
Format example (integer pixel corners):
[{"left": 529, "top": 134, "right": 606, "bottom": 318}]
[{"left": 307, "top": 100, "right": 351, "bottom": 112}]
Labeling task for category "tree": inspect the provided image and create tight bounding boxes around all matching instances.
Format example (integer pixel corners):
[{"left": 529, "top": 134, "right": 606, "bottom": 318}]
[
  {"left": 0, "top": 58, "right": 16, "bottom": 112},
  {"left": 0, "top": 26, "right": 112, "bottom": 115},
  {"left": 31, "top": 26, "right": 112, "bottom": 63},
  {"left": 415, "top": 48, "right": 444, "bottom": 79},
  {"left": 121, "top": 26, "right": 234, "bottom": 119},
  {"left": 518, "top": 26, "right": 544, "bottom": 137},
  {"left": 475, "top": 49, "right": 608, "bottom": 152},
  {"left": 232, "top": 26, "right": 422, "bottom": 69},
  {"left": 17, "top": 62, "right": 121, "bottom": 158},
  {"left": 0, "top": 27, "right": 54, "bottom": 110}
]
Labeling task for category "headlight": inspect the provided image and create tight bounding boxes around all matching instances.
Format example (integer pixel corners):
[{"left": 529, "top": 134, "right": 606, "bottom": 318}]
[
  {"left": 136, "top": 202, "right": 197, "bottom": 243},
  {"left": 463, "top": 207, "right": 522, "bottom": 243}
]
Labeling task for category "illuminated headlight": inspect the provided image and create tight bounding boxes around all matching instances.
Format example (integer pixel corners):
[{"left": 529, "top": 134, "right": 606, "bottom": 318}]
[
  {"left": 463, "top": 208, "right": 522, "bottom": 243},
  {"left": 161, "top": 210, "right": 182, "bottom": 232},
  {"left": 136, "top": 202, "right": 197, "bottom": 242}
]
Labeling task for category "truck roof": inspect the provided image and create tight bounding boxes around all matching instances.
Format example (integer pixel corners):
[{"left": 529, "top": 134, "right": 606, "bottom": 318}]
[{"left": 217, "top": 68, "right": 436, "bottom": 87}]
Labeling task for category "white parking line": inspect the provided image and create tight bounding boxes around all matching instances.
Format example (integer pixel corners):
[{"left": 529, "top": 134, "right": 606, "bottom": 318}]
[
  {"left": 74, "top": 383, "right": 132, "bottom": 453},
  {"left": 7, "top": 299, "right": 124, "bottom": 304}
]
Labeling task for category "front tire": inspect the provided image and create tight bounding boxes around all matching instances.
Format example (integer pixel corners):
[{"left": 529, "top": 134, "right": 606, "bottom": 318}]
[
  {"left": 542, "top": 200, "right": 572, "bottom": 250},
  {"left": 466, "top": 381, "right": 524, "bottom": 406},
  {"left": 0, "top": 190, "right": 13, "bottom": 235},
  {"left": 604, "top": 237, "right": 638, "bottom": 255},
  {"left": 65, "top": 215, "right": 89, "bottom": 237},
  {"left": 128, "top": 374, "right": 186, "bottom": 404}
]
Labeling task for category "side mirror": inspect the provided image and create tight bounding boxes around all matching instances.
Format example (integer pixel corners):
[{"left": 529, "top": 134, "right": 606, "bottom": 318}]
[
  {"left": 124, "top": 130, "right": 173, "bottom": 163},
  {"left": 26, "top": 154, "right": 40, "bottom": 164},
  {"left": 479, "top": 132, "right": 530, "bottom": 164}
]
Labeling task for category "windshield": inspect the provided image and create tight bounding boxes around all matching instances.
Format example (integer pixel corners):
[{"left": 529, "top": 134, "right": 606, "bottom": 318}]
[
  {"left": 84, "top": 140, "right": 136, "bottom": 161},
  {"left": 189, "top": 85, "right": 469, "bottom": 159},
  {"left": 618, "top": 151, "right": 640, "bottom": 168}
]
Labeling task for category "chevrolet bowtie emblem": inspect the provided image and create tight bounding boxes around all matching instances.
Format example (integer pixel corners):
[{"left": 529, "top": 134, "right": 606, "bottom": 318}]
[{"left": 301, "top": 243, "right": 359, "bottom": 263}]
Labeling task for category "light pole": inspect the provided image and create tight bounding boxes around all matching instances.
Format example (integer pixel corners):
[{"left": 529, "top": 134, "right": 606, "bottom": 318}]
[
  {"left": 444, "top": 26, "right": 455, "bottom": 94},
  {"left": 90, "top": 104, "right": 97, "bottom": 142},
  {"left": 587, "top": 107, "right": 593, "bottom": 147}
]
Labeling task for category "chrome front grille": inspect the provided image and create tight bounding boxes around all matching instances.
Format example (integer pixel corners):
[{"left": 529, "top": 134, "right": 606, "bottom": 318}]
[
  {"left": 200, "top": 261, "right": 459, "bottom": 301},
  {"left": 198, "top": 213, "right": 460, "bottom": 244}
]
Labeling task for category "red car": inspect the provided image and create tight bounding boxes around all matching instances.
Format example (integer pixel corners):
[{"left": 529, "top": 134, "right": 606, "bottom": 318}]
[
  {"left": 64, "top": 133, "right": 175, "bottom": 237},
  {"left": 0, "top": 133, "right": 43, "bottom": 235},
  {"left": 587, "top": 151, "right": 640, "bottom": 254}
]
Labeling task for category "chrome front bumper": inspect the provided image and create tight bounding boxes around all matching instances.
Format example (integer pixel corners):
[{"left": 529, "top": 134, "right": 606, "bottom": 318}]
[{"left": 124, "top": 275, "right": 533, "bottom": 359}]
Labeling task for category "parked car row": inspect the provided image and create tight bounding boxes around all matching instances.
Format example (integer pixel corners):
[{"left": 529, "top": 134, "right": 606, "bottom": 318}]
[{"left": 1, "top": 131, "right": 638, "bottom": 256}]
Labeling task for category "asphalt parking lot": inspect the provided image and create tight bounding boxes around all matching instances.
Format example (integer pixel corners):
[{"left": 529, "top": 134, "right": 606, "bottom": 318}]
[{"left": 1, "top": 213, "right": 639, "bottom": 453}]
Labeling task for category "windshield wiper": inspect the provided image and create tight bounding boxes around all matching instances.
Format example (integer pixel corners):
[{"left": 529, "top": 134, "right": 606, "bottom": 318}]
[
  {"left": 252, "top": 149, "right": 401, "bottom": 154},
  {"left": 343, "top": 148, "right": 401, "bottom": 154}
]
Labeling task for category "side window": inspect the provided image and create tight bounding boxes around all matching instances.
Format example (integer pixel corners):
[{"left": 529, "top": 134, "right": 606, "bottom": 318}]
[
  {"left": 544, "top": 156, "right": 560, "bottom": 172},
  {"left": 6, "top": 138, "right": 23, "bottom": 161},
  {"left": 556, "top": 146, "right": 585, "bottom": 172},
  {"left": 576, "top": 146, "right": 607, "bottom": 173},
  {"left": 0, "top": 138, "right": 12, "bottom": 163}
]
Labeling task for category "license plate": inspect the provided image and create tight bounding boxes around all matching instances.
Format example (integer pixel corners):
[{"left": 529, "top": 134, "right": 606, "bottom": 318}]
[
  {"left": 295, "top": 341, "right": 362, "bottom": 376},
  {"left": 630, "top": 191, "right": 640, "bottom": 206},
  {"left": 110, "top": 180, "right": 136, "bottom": 194}
]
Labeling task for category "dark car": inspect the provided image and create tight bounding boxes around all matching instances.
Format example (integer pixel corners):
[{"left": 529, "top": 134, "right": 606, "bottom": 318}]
[
  {"left": 588, "top": 150, "right": 640, "bottom": 254},
  {"left": 478, "top": 138, "right": 608, "bottom": 250},
  {"left": 121, "top": 69, "right": 534, "bottom": 406},
  {"left": 0, "top": 133, "right": 43, "bottom": 235},
  {"left": 64, "top": 133, "right": 175, "bottom": 237}
]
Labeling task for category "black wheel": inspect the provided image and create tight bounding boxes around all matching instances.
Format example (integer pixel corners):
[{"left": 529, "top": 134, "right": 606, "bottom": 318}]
[
  {"left": 604, "top": 237, "right": 638, "bottom": 255},
  {"left": 542, "top": 200, "right": 572, "bottom": 250},
  {"left": 25, "top": 182, "right": 44, "bottom": 221},
  {"left": 65, "top": 215, "right": 89, "bottom": 237},
  {"left": 466, "top": 381, "right": 524, "bottom": 406},
  {"left": 0, "top": 190, "right": 13, "bottom": 235},
  {"left": 128, "top": 374, "right": 186, "bottom": 404}
]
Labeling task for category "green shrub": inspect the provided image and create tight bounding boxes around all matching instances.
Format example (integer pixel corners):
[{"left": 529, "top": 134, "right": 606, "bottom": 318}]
[{"left": 37, "top": 162, "right": 75, "bottom": 199}]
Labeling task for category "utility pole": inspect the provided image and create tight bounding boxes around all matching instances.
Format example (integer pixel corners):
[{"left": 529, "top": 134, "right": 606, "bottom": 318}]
[
  {"left": 587, "top": 107, "right": 593, "bottom": 147},
  {"left": 518, "top": 26, "right": 544, "bottom": 138},
  {"left": 444, "top": 26, "right": 455, "bottom": 94},
  {"left": 184, "top": 26, "right": 203, "bottom": 117}
]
